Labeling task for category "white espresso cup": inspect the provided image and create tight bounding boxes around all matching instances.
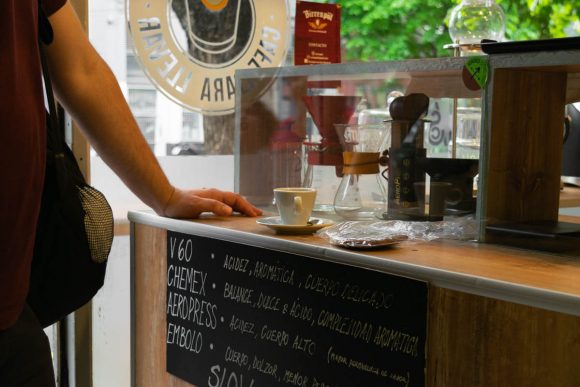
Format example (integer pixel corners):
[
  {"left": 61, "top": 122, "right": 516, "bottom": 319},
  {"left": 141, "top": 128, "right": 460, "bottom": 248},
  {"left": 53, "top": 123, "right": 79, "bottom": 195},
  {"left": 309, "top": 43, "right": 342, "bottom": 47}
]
[{"left": 274, "top": 188, "right": 317, "bottom": 225}]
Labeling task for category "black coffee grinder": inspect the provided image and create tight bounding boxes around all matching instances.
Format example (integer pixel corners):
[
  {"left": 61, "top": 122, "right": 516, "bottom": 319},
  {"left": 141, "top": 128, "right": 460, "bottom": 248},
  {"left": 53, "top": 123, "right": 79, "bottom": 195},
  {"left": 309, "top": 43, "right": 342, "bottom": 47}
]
[
  {"left": 419, "top": 157, "right": 479, "bottom": 213},
  {"left": 387, "top": 120, "right": 428, "bottom": 210},
  {"left": 383, "top": 93, "right": 480, "bottom": 221},
  {"left": 383, "top": 93, "right": 430, "bottom": 219}
]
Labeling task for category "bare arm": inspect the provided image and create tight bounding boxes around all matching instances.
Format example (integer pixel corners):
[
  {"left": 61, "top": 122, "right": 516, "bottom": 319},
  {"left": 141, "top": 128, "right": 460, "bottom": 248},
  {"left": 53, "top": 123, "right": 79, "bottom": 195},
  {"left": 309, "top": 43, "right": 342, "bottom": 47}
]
[{"left": 44, "top": 2, "right": 261, "bottom": 218}]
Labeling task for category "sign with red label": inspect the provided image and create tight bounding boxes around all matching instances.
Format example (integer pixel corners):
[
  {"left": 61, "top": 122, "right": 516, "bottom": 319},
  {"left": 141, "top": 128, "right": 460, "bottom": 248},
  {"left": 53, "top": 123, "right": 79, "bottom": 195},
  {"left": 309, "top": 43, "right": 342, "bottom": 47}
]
[{"left": 294, "top": 1, "right": 341, "bottom": 65}]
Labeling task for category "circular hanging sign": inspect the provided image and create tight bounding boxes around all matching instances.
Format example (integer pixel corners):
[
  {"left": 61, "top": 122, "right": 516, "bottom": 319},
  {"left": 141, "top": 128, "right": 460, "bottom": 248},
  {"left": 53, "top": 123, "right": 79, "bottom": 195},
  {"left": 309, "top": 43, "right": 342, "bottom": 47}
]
[{"left": 127, "top": 0, "right": 290, "bottom": 115}]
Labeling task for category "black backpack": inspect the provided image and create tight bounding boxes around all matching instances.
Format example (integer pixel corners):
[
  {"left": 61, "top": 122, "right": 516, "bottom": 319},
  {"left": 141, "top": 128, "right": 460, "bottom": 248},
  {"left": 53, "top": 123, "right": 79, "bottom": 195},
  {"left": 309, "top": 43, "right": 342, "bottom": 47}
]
[{"left": 27, "top": 4, "right": 113, "bottom": 328}]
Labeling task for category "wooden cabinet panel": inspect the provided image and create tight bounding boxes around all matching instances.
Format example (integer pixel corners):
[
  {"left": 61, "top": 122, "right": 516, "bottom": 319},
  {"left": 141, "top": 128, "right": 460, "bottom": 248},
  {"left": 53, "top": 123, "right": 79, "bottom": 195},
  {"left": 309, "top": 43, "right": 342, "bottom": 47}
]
[
  {"left": 427, "top": 287, "right": 580, "bottom": 387},
  {"left": 484, "top": 69, "right": 567, "bottom": 223}
]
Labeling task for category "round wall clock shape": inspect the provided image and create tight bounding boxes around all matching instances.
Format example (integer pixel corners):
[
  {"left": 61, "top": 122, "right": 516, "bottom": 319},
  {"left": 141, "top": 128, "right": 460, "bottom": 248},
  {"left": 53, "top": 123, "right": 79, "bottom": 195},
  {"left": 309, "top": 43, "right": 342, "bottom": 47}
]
[{"left": 127, "top": 0, "right": 290, "bottom": 115}]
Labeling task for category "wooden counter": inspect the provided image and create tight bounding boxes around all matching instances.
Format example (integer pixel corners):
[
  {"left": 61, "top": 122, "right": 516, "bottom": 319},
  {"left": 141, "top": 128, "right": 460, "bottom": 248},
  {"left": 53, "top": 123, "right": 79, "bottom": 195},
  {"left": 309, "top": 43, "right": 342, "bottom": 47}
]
[
  {"left": 129, "top": 211, "right": 580, "bottom": 387},
  {"left": 130, "top": 211, "right": 580, "bottom": 315},
  {"left": 560, "top": 185, "right": 580, "bottom": 208}
]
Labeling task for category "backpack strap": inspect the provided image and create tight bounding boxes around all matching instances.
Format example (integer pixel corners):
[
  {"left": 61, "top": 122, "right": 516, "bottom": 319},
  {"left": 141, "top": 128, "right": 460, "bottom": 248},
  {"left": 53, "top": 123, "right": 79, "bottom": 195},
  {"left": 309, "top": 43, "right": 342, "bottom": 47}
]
[
  {"left": 38, "top": 2, "right": 54, "bottom": 45},
  {"left": 37, "top": 2, "right": 62, "bottom": 150}
]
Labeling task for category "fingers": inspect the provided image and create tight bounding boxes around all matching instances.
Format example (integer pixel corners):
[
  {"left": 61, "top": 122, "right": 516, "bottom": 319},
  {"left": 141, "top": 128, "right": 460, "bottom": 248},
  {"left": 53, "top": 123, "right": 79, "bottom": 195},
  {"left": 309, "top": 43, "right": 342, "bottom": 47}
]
[
  {"left": 163, "top": 188, "right": 262, "bottom": 219},
  {"left": 192, "top": 189, "right": 262, "bottom": 217},
  {"left": 196, "top": 197, "right": 234, "bottom": 217}
]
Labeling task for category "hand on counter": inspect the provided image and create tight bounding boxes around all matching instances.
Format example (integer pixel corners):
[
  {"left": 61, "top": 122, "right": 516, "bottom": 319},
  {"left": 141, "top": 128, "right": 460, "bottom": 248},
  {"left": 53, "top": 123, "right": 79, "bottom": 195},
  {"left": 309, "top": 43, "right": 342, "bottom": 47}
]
[{"left": 161, "top": 187, "right": 263, "bottom": 219}]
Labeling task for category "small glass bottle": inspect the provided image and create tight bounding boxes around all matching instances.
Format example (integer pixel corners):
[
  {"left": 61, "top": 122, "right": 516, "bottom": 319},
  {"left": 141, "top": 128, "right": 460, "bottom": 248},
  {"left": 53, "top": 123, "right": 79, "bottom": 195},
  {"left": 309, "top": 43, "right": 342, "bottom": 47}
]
[{"left": 270, "top": 122, "right": 303, "bottom": 193}]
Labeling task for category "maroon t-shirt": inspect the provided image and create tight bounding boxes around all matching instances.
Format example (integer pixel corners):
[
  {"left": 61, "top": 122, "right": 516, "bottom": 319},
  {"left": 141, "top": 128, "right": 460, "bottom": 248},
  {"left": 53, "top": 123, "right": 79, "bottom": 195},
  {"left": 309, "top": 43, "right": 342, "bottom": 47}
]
[{"left": 0, "top": 0, "right": 66, "bottom": 329}]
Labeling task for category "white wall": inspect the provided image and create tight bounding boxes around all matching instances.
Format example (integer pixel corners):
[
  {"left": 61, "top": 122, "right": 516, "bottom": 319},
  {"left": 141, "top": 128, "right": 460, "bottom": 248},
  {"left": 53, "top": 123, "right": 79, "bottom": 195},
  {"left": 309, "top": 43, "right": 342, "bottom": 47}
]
[
  {"left": 91, "top": 155, "right": 234, "bottom": 387},
  {"left": 91, "top": 155, "right": 236, "bottom": 217},
  {"left": 88, "top": 1, "right": 238, "bottom": 385}
]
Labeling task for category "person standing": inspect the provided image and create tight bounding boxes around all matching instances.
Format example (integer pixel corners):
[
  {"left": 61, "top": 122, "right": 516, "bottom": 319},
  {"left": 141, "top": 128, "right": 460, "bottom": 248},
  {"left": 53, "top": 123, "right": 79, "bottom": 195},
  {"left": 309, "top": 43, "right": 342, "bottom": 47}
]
[{"left": 0, "top": 1, "right": 261, "bottom": 385}]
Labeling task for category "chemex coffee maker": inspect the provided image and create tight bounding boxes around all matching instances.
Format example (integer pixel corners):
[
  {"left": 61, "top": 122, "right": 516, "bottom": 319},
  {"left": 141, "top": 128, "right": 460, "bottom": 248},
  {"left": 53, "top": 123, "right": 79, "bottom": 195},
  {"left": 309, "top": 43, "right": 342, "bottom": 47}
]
[
  {"left": 302, "top": 95, "right": 361, "bottom": 212},
  {"left": 384, "top": 93, "right": 479, "bottom": 221}
]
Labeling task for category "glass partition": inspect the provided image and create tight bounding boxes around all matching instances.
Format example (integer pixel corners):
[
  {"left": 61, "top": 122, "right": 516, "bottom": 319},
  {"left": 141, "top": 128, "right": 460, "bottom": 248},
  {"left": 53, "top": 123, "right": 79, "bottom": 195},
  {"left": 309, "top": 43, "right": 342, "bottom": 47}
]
[
  {"left": 235, "top": 58, "right": 482, "bottom": 219},
  {"left": 235, "top": 52, "right": 580, "bottom": 256}
]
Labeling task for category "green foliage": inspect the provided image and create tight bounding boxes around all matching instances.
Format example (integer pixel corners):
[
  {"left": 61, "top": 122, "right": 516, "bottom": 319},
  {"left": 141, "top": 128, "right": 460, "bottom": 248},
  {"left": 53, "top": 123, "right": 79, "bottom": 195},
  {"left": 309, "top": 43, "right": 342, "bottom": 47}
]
[
  {"left": 501, "top": 0, "right": 579, "bottom": 40},
  {"left": 318, "top": 0, "right": 580, "bottom": 61}
]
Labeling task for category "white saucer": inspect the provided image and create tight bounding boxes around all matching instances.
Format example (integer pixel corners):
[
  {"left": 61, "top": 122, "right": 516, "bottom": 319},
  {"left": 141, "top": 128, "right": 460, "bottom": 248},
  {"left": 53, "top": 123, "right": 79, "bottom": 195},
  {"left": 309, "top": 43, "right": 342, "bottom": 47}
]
[{"left": 256, "top": 217, "right": 334, "bottom": 234}]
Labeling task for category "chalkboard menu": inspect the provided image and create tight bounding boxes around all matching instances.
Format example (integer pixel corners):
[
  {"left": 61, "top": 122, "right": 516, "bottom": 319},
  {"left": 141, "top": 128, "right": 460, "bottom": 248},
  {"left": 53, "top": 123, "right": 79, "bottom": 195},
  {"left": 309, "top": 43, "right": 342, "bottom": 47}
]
[{"left": 166, "top": 231, "right": 428, "bottom": 387}]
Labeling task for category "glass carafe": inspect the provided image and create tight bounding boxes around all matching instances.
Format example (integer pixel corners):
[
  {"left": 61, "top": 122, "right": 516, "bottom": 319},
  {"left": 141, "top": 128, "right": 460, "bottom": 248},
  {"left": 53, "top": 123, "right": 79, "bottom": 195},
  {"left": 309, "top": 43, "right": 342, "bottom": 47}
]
[
  {"left": 270, "top": 123, "right": 304, "bottom": 205},
  {"left": 302, "top": 95, "right": 361, "bottom": 213},
  {"left": 333, "top": 123, "right": 388, "bottom": 220},
  {"left": 449, "top": 0, "right": 506, "bottom": 46},
  {"left": 302, "top": 142, "right": 344, "bottom": 213}
]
